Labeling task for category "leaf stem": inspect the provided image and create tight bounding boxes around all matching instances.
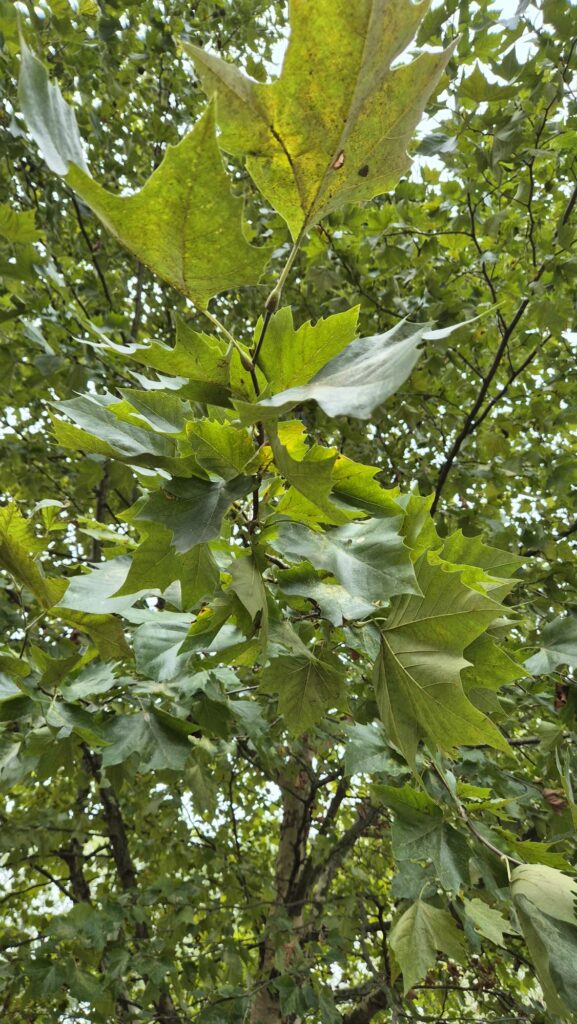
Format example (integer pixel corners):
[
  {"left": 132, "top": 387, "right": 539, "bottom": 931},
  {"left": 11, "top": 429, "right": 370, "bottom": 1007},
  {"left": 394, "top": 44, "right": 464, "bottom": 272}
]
[
  {"left": 252, "top": 224, "right": 307, "bottom": 372},
  {"left": 431, "top": 759, "right": 523, "bottom": 868},
  {"left": 200, "top": 305, "right": 254, "bottom": 372}
]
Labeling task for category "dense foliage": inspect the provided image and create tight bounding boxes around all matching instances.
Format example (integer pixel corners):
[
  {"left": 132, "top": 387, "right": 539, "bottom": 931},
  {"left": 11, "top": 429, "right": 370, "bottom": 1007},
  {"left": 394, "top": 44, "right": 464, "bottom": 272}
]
[{"left": 1, "top": 1, "right": 577, "bottom": 1022}]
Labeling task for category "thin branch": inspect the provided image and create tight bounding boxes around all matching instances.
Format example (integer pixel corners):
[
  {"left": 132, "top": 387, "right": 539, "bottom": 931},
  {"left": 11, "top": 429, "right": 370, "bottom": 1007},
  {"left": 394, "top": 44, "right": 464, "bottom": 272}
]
[
  {"left": 69, "top": 192, "right": 113, "bottom": 308},
  {"left": 431, "top": 270, "right": 545, "bottom": 514}
]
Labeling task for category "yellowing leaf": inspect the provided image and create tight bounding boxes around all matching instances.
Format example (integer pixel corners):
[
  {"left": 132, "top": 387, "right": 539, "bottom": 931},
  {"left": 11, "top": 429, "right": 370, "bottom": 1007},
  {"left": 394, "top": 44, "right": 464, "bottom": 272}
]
[
  {"left": 255, "top": 305, "right": 359, "bottom": 391},
  {"left": 0, "top": 503, "right": 65, "bottom": 609},
  {"left": 19, "top": 46, "right": 269, "bottom": 306},
  {"left": 186, "top": 0, "right": 454, "bottom": 236}
]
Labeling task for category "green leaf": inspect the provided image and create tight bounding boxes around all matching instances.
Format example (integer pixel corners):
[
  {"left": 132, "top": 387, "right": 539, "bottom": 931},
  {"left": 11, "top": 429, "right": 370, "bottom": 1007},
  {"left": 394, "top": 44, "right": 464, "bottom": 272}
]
[
  {"left": 511, "top": 864, "right": 577, "bottom": 1016},
  {"left": 344, "top": 721, "right": 404, "bottom": 777},
  {"left": 133, "top": 613, "right": 192, "bottom": 682},
  {"left": 114, "top": 526, "right": 219, "bottom": 611},
  {"left": 272, "top": 424, "right": 399, "bottom": 528},
  {"left": 133, "top": 474, "right": 255, "bottom": 553},
  {"left": 330, "top": 456, "right": 402, "bottom": 518},
  {"left": 119, "top": 388, "right": 191, "bottom": 434},
  {"left": 462, "top": 634, "right": 525, "bottom": 697},
  {"left": 229, "top": 554, "right": 267, "bottom": 622},
  {"left": 59, "top": 558, "right": 150, "bottom": 615},
  {"left": 60, "top": 662, "right": 118, "bottom": 701},
  {"left": 46, "top": 701, "right": 110, "bottom": 748},
  {"left": 271, "top": 517, "right": 418, "bottom": 604},
  {"left": 389, "top": 899, "right": 465, "bottom": 994},
  {"left": 52, "top": 394, "right": 177, "bottom": 467},
  {"left": 440, "top": 529, "right": 523, "bottom": 600},
  {"left": 19, "top": 46, "right": 269, "bottom": 306},
  {"left": 101, "top": 708, "right": 193, "bottom": 770},
  {"left": 112, "top": 316, "right": 231, "bottom": 405},
  {"left": 271, "top": 423, "right": 351, "bottom": 526},
  {"left": 463, "top": 897, "right": 508, "bottom": 948},
  {"left": 0, "top": 502, "right": 66, "bottom": 609},
  {"left": 277, "top": 563, "right": 375, "bottom": 627},
  {"left": 260, "top": 650, "right": 346, "bottom": 734},
  {"left": 186, "top": 419, "right": 256, "bottom": 479},
  {"left": 59, "top": 610, "right": 131, "bottom": 662},
  {"left": 378, "top": 783, "right": 470, "bottom": 891},
  {"left": 251, "top": 320, "right": 463, "bottom": 421},
  {"left": 186, "top": 1, "right": 453, "bottom": 236},
  {"left": 0, "top": 203, "right": 43, "bottom": 245},
  {"left": 525, "top": 615, "right": 577, "bottom": 676},
  {"left": 255, "top": 305, "right": 359, "bottom": 391},
  {"left": 373, "top": 554, "right": 511, "bottom": 764},
  {"left": 17, "top": 41, "right": 90, "bottom": 176}
]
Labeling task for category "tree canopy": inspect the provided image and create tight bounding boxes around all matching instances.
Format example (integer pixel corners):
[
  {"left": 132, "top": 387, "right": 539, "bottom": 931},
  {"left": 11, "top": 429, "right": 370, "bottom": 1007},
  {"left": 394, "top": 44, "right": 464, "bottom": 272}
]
[{"left": 1, "top": 1, "right": 577, "bottom": 1022}]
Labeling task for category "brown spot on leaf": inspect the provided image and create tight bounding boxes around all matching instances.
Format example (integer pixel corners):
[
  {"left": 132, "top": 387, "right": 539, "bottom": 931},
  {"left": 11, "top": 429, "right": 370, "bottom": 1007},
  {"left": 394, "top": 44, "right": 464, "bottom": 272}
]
[
  {"left": 543, "top": 787, "right": 568, "bottom": 812},
  {"left": 332, "top": 150, "right": 345, "bottom": 170},
  {"left": 358, "top": 164, "right": 369, "bottom": 177},
  {"left": 554, "top": 682, "right": 568, "bottom": 710}
]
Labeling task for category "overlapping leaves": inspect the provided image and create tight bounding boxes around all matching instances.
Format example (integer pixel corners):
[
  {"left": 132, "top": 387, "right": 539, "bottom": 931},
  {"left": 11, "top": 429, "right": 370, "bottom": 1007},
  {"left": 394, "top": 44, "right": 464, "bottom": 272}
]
[{"left": 19, "top": 45, "right": 268, "bottom": 307}]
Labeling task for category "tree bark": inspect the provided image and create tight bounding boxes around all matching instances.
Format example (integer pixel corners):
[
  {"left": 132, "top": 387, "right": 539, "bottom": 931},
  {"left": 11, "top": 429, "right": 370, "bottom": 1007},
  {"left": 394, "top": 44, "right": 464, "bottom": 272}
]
[{"left": 249, "top": 749, "right": 315, "bottom": 1024}]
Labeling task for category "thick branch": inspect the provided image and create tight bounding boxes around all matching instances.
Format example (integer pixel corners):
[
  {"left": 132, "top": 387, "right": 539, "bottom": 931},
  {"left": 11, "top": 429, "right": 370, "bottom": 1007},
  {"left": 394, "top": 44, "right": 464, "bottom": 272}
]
[
  {"left": 290, "top": 801, "right": 381, "bottom": 920},
  {"left": 82, "top": 748, "right": 182, "bottom": 1023},
  {"left": 341, "top": 989, "right": 389, "bottom": 1024}
]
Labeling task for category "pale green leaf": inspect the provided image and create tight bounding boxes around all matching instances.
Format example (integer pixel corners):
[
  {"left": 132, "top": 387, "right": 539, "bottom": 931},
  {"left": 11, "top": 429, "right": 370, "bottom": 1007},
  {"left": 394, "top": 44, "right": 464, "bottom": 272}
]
[
  {"left": 463, "top": 897, "right": 508, "bottom": 948},
  {"left": 59, "top": 558, "right": 151, "bottom": 615},
  {"left": 251, "top": 320, "right": 463, "bottom": 421},
  {"left": 133, "top": 614, "right": 192, "bottom": 682},
  {"left": 277, "top": 563, "right": 375, "bottom": 627},
  {"left": 229, "top": 554, "right": 267, "bottom": 622},
  {"left": 373, "top": 554, "right": 511, "bottom": 764},
  {"left": 344, "top": 722, "right": 404, "bottom": 777},
  {"left": 271, "top": 516, "right": 418, "bottom": 604},
  {"left": 511, "top": 864, "right": 577, "bottom": 1016},
  {"left": 389, "top": 899, "right": 465, "bottom": 994},
  {"left": 102, "top": 709, "right": 193, "bottom": 770},
  {"left": 18, "top": 41, "right": 90, "bottom": 176},
  {"left": 525, "top": 615, "right": 577, "bottom": 676}
]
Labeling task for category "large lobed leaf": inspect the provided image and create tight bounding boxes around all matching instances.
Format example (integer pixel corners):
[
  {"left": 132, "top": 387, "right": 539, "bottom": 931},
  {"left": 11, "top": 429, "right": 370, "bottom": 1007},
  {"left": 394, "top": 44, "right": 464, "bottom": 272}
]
[
  {"left": 186, "top": 0, "right": 454, "bottom": 237},
  {"left": 271, "top": 516, "right": 419, "bottom": 604},
  {"left": 373, "top": 551, "right": 513, "bottom": 764},
  {"left": 511, "top": 864, "right": 577, "bottom": 1017},
  {"left": 389, "top": 898, "right": 465, "bottom": 993},
  {"left": 245, "top": 320, "right": 468, "bottom": 421},
  {"left": 18, "top": 45, "right": 268, "bottom": 307}
]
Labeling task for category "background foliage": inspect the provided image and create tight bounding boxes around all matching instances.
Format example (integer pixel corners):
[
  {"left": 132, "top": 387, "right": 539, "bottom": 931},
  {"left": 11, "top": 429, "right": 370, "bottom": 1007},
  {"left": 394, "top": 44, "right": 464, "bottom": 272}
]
[{"left": 1, "top": 1, "right": 577, "bottom": 1022}]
